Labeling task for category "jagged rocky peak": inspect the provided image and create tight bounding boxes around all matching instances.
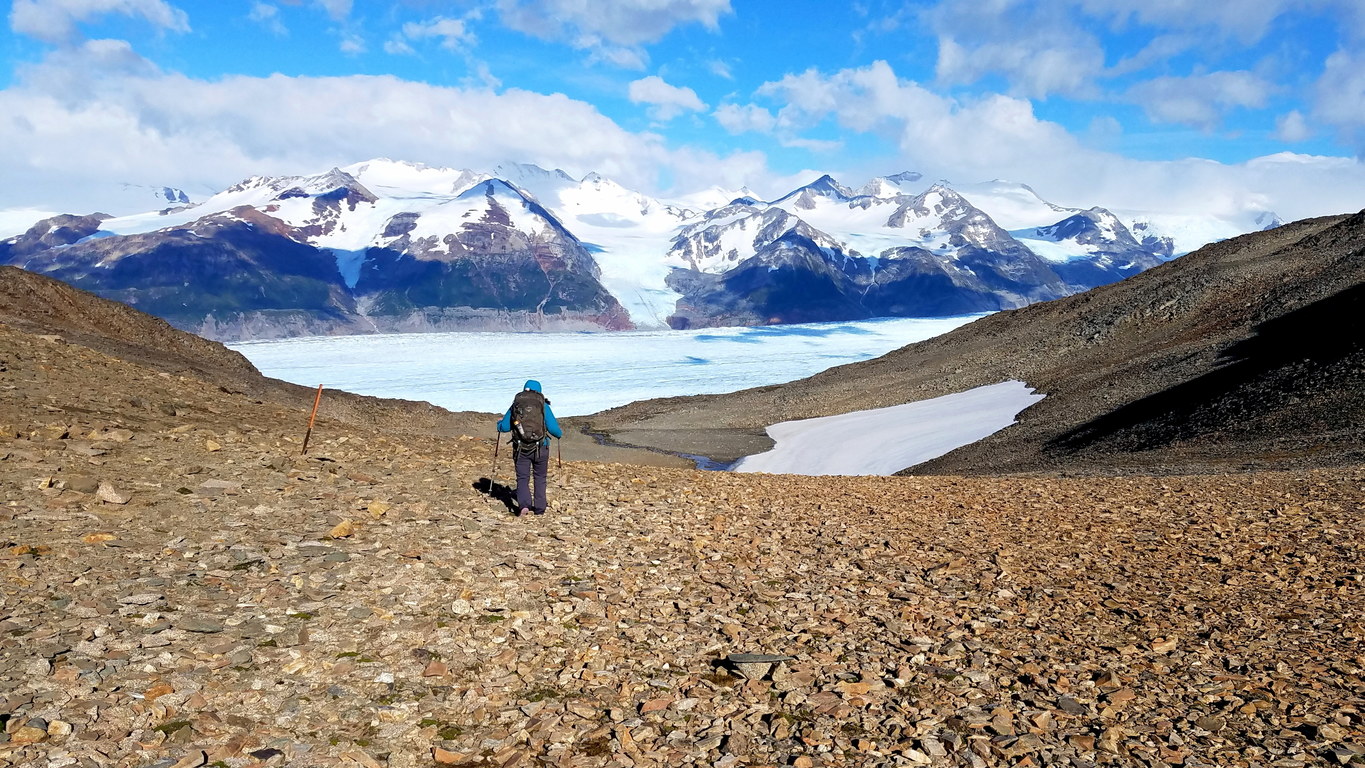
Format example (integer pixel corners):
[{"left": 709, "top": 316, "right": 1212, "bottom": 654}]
[
  {"left": 1254, "top": 211, "right": 1285, "bottom": 230},
  {"left": 887, "top": 183, "right": 981, "bottom": 227},
  {"left": 858, "top": 171, "right": 923, "bottom": 198},
  {"left": 1037, "top": 207, "right": 1138, "bottom": 246},
  {"left": 2, "top": 213, "right": 111, "bottom": 255},
  {"left": 778, "top": 174, "right": 857, "bottom": 210},
  {"left": 495, "top": 162, "right": 578, "bottom": 186}
]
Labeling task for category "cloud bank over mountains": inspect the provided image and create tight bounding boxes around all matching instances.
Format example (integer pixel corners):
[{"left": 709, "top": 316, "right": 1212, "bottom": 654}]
[{"left": 2, "top": 0, "right": 1364, "bottom": 222}]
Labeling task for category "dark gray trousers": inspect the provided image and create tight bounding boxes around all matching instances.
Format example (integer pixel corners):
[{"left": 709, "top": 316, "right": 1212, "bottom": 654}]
[{"left": 514, "top": 443, "right": 549, "bottom": 513}]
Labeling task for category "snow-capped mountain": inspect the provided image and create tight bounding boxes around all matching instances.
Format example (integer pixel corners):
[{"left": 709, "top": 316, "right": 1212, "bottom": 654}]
[{"left": 0, "top": 158, "right": 1281, "bottom": 339}]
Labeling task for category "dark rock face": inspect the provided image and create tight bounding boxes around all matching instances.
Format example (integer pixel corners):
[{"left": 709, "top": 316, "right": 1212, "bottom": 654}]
[
  {"left": 3, "top": 212, "right": 356, "bottom": 338},
  {"left": 2, "top": 213, "right": 110, "bottom": 256},
  {"left": 355, "top": 183, "right": 630, "bottom": 329}
]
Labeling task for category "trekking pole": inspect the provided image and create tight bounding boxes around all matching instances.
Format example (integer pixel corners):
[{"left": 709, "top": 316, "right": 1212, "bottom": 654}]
[
  {"left": 556, "top": 436, "right": 562, "bottom": 470},
  {"left": 490, "top": 426, "right": 501, "bottom": 487},
  {"left": 300, "top": 384, "right": 323, "bottom": 456}
]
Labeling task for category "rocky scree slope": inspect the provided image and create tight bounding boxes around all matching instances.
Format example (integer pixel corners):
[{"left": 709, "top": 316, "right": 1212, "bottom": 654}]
[
  {"left": 584, "top": 213, "right": 1365, "bottom": 475},
  {"left": 2, "top": 319, "right": 1364, "bottom": 768}
]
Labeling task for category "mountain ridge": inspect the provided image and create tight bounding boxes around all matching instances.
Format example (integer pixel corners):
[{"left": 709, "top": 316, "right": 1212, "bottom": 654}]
[{"left": 2, "top": 159, "right": 1280, "bottom": 340}]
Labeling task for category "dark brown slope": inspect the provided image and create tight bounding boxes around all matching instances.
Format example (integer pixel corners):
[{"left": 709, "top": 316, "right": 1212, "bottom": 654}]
[
  {"left": 583, "top": 212, "right": 1365, "bottom": 474},
  {"left": 0, "top": 265, "right": 686, "bottom": 465}
]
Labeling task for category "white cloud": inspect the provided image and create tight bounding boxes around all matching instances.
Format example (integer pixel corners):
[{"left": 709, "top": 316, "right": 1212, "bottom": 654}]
[
  {"left": 935, "top": 33, "right": 1105, "bottom": 99},
  {"left": 707, "top": 59, "right": 732, "bottom": 79},
  {"left": 0, "top": 49, "right": 761, "bottom": 214},
  {"left": 734, "top": 60, "right": 1365, "bottom": 221},
  {"left": 248, "top": 2, "right": 287, "bottom": 37},
  {"left": 714, "top": 103, "right": 775, "bottom": 134},
  {"left": 1314, "top": 50, "right": 1365, "bottom": 154},
  {"left": 924, "top": 1, "right": 1105, "bottom": 98},
  {"left": 313, "top": 0, "right": 351, "bottom": 23},
  {"left": 384, "top": 38, "right": 415, "bottom": 56},
  {"left": 495, "top": 0, "right": 731, "bottom": 66},
  {"left": 586, "top": 44, "right": 647, "bottom": 70},
  {"left": 1275, "top": 110, "right": 1311, "bottom": 142},
  {"left": 338, "top": 31, "right": 365, "bottom": 54},
  {"left": 399, "top": 17, "right": 475, "bottom": 52},
  {"left": 1079, "top": 0, "right": 1292, "bottom": 45},
  {"left": 9, "top": 0, "right": 190, "bottom": 45},
  {"left": 1126, "top": 71, "right": 1273, "bottom": 129},
  {"left": 628, "top": 75, "right": 705, "bottom": 121}
]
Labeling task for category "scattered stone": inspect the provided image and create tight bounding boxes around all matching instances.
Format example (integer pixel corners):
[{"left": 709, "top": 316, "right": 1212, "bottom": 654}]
[
  {"left": 177, "top": 617, "right": 224, "bottom": 633},
  {"left": 96, "top": 481, "right": 130, "bottom": 504}
]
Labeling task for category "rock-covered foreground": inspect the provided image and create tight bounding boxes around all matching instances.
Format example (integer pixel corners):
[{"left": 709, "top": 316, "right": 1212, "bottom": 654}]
[{"left": 2, "top": 325, "right": 1364, "bottom": 768}]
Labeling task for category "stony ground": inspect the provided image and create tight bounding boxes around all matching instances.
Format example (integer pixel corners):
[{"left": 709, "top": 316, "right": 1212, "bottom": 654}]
[{"left": 3, "top": 324, "right": 1365, "bottom": 768}]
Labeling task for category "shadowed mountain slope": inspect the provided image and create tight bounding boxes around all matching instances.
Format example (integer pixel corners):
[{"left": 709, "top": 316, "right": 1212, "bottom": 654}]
[{"left": 583, "top": 212, "right": 1365, "bottom": 474}]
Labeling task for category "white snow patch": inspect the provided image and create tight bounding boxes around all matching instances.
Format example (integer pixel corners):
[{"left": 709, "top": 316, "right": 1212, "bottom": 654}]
[{"left": 732, "top": 380, "right": 1044, "bottom": 476}]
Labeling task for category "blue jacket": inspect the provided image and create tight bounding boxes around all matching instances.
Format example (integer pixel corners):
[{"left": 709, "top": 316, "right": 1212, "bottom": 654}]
[{"left": 497, "top": 379, "right": 563, "bottom": 445}]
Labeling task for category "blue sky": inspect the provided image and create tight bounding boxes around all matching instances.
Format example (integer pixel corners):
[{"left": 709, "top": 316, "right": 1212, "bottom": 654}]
[{"left": 3, "top": 0, "right": 1365, "bottom": 220}]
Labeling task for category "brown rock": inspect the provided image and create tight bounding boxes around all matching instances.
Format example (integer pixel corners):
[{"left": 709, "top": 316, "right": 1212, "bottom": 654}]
[{"left": 96, "top": 481, "right": 130, "bottom": 504}]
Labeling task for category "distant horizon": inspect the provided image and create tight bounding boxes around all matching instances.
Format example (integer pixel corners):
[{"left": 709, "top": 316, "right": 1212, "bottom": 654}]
[{"left": 3, "top": 1, "right": 1365, "bottom": 223}]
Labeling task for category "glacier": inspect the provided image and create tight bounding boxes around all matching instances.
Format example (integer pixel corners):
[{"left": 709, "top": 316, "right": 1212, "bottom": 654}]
[{"left": 230, "top": 314, "right": 984, "bottom": 417}]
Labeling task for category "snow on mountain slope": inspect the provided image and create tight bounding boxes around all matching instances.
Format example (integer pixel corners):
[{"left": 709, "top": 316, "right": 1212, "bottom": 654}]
[
  {"left": 1117, "top": 209, "right": 1282, "bottom": 257},
  {"left": 954, "top": 180, "right": 1076, "bottom": 230},
  {"left": 345, "top": 158, "right": 488, "bottom": 197},
  {"left": 505, "top": 172, "right": 698, "bottom": 328}
]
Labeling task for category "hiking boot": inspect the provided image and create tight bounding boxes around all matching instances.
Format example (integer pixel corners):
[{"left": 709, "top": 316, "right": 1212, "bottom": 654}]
[
  {"left": 533, "top": 508, "right": 546, "bottom": 515},
  {"left": 518, "top": 507, "right": 530, "bottom": 517}
]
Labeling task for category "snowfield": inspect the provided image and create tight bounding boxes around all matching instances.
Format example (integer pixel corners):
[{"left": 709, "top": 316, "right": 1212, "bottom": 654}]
[{"left": 732, "top": 380, "right": 1045, "bottom": 476}]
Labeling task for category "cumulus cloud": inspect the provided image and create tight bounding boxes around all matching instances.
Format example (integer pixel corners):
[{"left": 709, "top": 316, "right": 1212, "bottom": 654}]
[
  {"left": 1078, "top": 0, "right": 1296, "bottom": 45},
  {"left": 9, "top": 0, "right": 190, "bottom": 45},
  {"left": 1126, "top": 71, "right": 1273, "bottom": 129},
  {"left": 628, "top": 75, "right": 705, "bottom": 121},
  {"left": 0, "top": 49, "right": 761, "bottom": 214},
  {"left": 922, "top": 0, "right": 1106, "bottom": 98},
  {"left": 397, "top": 16, "right": 475, "bottom": 52},
  {"left": 1275, "top": 110, "right": 1311, "bottom": 142},
  {"left": 1314, "top": 49, "right": 1365, "bottom": 154},
  {"left": 714, "top": 103, "right": 776, "bottom": 134},
  {"left": 495, "top": 0, "right": 731, "bottom": 67},
  {"left": 733, "top": 60, "right": 1365, "bottom": 221},
  {"left": 248, "top": 2, "right": 287, "bottom": 37},
  {"left": 313, "top": 0, "right": 352, "bottom": 23}
]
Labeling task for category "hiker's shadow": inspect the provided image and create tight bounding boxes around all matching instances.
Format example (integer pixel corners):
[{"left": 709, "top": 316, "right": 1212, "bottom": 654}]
[{"left": 474, "top": 477, "right": 518, "bottom": 515}]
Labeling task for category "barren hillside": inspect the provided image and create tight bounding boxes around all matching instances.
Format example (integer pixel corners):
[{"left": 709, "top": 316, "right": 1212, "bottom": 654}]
[{"left": 2, "top": 280, "right": 1364, "bottom": 767}]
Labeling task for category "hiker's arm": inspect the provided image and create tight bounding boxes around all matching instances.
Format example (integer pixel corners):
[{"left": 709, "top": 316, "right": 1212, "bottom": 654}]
[
  {"left": 496, "top": 408, "right": 511, "bottom": 433},
  {"left": 545, "top": 405, "right": 563, "bottom": 439}
]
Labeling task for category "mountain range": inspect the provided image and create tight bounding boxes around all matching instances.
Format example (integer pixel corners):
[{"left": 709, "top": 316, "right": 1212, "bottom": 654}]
[{"left": 0, "top": 159, "right": 1281, "bottom": 340}]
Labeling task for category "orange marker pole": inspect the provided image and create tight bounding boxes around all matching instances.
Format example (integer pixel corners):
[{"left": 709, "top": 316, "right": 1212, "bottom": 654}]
[{"left": 300, "top": 384, "right": 324, "bottom": 455}]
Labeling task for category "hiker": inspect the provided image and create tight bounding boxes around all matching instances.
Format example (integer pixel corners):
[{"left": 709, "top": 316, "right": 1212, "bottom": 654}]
[{"left": 496, "top": 380, "right": 563, "bottom": 516}]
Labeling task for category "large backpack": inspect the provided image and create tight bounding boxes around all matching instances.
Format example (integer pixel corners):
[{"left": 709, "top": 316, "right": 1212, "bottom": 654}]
[{"left": 510, "top": 389, "right": 548, "bottom": 449}]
